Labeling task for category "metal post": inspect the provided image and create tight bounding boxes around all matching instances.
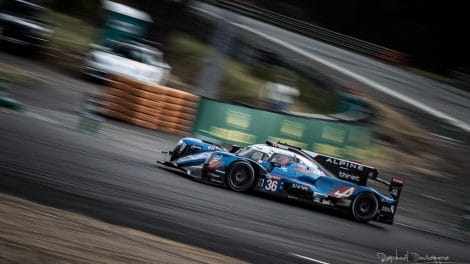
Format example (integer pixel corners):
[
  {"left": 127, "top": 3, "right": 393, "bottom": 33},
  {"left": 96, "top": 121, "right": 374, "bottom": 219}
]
[
  {"left": 0, "top": 76, "right": 22, "bottom": 110},
  {"left": 0, "top": 76, "right": 11, "bottom": 97},
  {"left": 194, "top": 8, "right": 240, "bottom": 98},
  {"left": 77, "top": 94, "right": 105, "bottom": 133},
  {"left": 462, "top": 200, "right": 470, "bottom": 233}
]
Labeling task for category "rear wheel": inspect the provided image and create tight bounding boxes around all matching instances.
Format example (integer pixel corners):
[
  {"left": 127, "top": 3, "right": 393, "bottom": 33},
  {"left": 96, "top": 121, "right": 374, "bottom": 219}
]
[
  {"left": 226, "top": 162, "right": 255, "bottom": 192},
  {"left": 351, "top": 193, "right": 379, "bottom": 222}
]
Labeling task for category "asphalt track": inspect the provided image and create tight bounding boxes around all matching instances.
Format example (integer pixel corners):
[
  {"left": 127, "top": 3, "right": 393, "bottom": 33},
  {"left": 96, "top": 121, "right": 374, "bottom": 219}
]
[{"left": 1, "top": 108, "right": 469, "bottom": 264}]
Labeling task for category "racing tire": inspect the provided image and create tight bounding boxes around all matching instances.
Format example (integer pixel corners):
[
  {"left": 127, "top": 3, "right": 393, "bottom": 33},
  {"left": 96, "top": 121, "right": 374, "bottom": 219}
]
[
  {"left": 226, "top": 162, "right": 255, "bottom": 192},
  {"left": 351, "top": 192, "right": 379, "bottom": 223}
]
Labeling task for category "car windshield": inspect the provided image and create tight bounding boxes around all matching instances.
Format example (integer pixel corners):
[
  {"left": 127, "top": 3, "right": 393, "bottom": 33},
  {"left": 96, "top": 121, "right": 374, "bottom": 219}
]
[
  {"left": 236, "top": 147, "right": 269, "bottom": 162},
  {"left": 268, "top": 153, "right": 295, "bottom": 166},
  {"left": 113, "top": 44, "right": 142, "bottom": 62},
  {"left": 142, "top": 49, "right": 162, "bottom": 65}
]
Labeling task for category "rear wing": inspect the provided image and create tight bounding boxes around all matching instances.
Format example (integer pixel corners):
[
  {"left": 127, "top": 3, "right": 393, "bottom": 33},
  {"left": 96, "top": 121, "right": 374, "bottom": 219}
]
[
  {"left": 314, "top": 154, "right": 405, "bottom": 200},
  {"left": 312, "top": 155, "right": 377, "bottom": 186}
]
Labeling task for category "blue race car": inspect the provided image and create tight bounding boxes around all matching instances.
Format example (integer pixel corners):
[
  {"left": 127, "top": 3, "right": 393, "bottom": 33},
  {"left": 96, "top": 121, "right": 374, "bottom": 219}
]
[{"left": 157, "top": 137, "right": 404, "bottom": 224}]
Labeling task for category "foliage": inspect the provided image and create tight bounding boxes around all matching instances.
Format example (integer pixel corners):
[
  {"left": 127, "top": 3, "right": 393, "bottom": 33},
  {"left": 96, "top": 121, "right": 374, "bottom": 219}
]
[
  {"left": 164, "top": 32, "right": 338, "bottom": 113},
  {"left": 43, "top": 0, "right": 102, "bottom": 23},
  {"left": 163, "top": 32, "right": 209, "bottom": 88},
  {"left": 47, "top": 11, "right": 98, "bottom": 53}
]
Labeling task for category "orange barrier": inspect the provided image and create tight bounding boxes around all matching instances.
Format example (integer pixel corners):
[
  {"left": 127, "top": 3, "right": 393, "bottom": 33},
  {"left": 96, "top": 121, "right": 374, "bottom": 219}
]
[{"left": 102, "top": 75, "right": 200, "bottom": 135}]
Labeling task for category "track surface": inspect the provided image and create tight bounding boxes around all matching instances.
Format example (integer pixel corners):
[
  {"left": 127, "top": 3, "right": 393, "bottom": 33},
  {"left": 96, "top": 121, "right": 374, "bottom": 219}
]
[{"left": 0, "top": 109, "right": 469, "bottom": 264}]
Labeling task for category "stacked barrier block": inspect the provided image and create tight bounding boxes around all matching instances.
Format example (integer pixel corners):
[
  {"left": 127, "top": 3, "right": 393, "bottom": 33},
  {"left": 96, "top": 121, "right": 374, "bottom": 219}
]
[{"left": 103, "top": 75, "right": 200, "bottom": 135}]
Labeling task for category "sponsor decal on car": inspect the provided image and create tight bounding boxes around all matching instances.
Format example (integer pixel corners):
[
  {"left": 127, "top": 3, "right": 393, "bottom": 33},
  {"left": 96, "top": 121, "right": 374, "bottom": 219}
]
[
  {"left": 291, "top": 183, "right": 309, "bottom": 192},
  {"left": 314, "top": 197, "right": 333, "bottom": 206},
  {"left": 338, "top": 170, "right": 361, "bottom": 182},
  {"left": 207, "top": 160, "right": 221, "bottom": 168},
  {"left": 328, "top": 186, "right": 356, "bottom": 199},
  {"left": 392, "top": 178, "right": 404, "bottom": 185},
  {"left": 326, "top": 158, "right": 364, "bottom": 171},
  {"left": 269, "top": 175, "right": 282, "bottom": 181},
  {"left": 294, "top": 167, "right": 310, "bottom": 174},
  {"left": 258, "top": 178, "right": 282, "bottom": 192},
  {"left": 381, "top": 205, "right": 395, "bottom": 214}
]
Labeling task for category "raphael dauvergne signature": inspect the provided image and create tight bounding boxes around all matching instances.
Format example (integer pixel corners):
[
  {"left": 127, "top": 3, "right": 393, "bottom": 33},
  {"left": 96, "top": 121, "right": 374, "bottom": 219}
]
[{"left": 376, "top": 250, "right": 454, "bottom": 264}]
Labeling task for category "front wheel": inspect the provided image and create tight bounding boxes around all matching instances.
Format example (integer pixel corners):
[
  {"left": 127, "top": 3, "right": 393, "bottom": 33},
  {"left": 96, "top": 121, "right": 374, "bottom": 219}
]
[
  {"left": 226, "top": 162, "right": 255, "bottom": 192},
  {"left": 351, "top": 193, "right": 379, "bottom": 222}
]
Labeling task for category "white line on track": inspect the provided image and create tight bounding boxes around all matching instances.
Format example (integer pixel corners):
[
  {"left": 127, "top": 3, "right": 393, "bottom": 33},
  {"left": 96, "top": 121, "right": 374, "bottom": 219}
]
[
  {"left": 192, "top": 5, "right": 470, "bottom": 133},
  {"left": 419, "top": 193, "right": 444, "bottom": 202},
  {"left": 430, "top": 133, "right": 464, "bottom": 144},
  {"left": 24, "top": 111, "right": 59, "bottom": 125},
  {"left": 289, "top": 253, "right": 330, "bottom": 264}
]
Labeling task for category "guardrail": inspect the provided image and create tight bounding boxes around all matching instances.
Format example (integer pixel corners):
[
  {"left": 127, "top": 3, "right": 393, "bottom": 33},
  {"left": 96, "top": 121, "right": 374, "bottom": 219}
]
[{"left": 213, "top": 0, "right": 408, "bottom": 65}]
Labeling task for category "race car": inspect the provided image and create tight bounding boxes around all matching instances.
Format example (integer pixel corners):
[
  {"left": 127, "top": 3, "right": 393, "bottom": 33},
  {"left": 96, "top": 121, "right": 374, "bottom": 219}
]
[{"left": 157, "top": 137, "right": 404, "bottom": 224}]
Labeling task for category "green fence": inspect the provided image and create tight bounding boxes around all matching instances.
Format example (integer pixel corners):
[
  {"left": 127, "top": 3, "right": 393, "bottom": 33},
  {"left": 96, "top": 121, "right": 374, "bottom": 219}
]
[{"left": 192, "top": 99, "right": 373, "bottom": 160}]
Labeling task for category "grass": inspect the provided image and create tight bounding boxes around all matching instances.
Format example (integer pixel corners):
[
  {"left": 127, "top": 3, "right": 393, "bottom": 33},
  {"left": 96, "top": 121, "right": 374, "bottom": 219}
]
[
  {"left": 359, "top": 99, "right": 445, "bottom": 175},
  {"left": 220, "top": 62, "right": 339, "bottom": 113},
  {"left": 0, "top": 64, "right": 38, "bottom": 85},
  {"left": 369, "top": 99, "right": 430, "bottom": 142},
  {"left": 47, "top": 11, "right": 97, "bottom": 53},
  {"left": 164, "top": 32, "right": 339, "bottom": 113},
  {"left": 218, "top": 60, "right": 265, "bottom": 105},
  {"left": 163, "top": 32, "right": 210, "bottom": 90}
]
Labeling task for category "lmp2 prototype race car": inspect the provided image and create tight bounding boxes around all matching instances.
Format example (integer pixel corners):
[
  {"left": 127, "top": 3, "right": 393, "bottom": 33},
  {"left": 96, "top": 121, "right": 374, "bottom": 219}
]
[{"left": 157, "top": 137, "right": 404, "bottom": 224}]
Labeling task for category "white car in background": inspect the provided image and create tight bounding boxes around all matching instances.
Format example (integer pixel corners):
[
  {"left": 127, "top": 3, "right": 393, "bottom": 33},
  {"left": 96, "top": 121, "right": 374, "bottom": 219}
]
[{"left": 83, "top": 41, "right": 171, "bottom": 85}]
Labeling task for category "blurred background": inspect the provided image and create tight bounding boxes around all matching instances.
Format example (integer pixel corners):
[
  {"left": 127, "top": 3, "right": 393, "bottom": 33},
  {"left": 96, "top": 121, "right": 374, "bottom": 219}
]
[{"left": 1, "top": 0, "right": 469, "bottom": 263}]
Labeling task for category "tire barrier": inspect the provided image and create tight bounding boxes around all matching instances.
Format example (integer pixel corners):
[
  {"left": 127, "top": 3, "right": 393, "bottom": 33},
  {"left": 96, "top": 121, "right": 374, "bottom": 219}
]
[{"left": 102, "top": 75, "right": 200, "bottom": 135}]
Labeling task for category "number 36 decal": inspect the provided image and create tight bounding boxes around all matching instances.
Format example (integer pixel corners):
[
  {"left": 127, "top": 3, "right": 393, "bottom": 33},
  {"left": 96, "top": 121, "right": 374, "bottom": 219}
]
[{"left": 258, "top": 179, "right": 279, "bottom": 192}]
